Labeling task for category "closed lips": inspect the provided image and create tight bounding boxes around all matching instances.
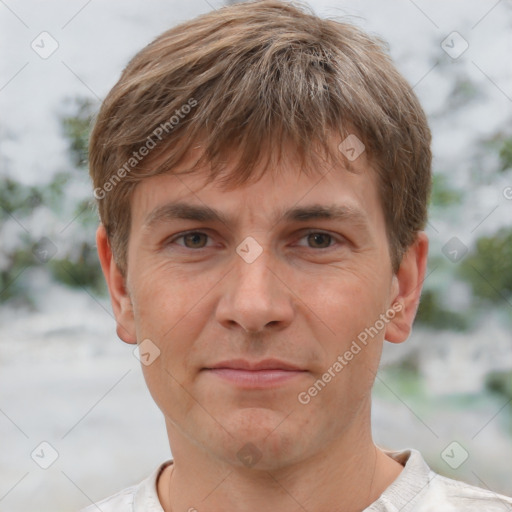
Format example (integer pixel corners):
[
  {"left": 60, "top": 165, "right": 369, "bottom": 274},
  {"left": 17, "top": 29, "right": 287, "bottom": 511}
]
[{"left": 204, "top": 359, "right": 306, "bottom": 371}]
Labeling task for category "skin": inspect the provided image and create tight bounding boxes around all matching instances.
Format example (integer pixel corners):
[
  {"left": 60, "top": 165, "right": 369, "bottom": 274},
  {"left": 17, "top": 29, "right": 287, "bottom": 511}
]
[{"left": 97, "top": 141, "right": 428, "bottom": 512}]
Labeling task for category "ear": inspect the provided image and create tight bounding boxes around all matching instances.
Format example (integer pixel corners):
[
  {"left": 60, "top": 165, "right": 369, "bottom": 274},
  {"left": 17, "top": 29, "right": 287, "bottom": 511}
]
[
  {"left": 384, "top": 231, "right": 429, "bottom": 344},
  {"left": 96, "top": 225, "right": 137, "bottom": 344}
]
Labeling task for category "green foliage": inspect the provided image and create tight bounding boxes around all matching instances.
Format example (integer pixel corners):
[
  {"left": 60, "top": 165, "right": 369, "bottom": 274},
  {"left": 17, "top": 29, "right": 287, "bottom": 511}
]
[
  {"left": 429, "top": 174, "right": 463, "bottom": 208},
  {"left": 0, "top": 178, "right": 37, "bottom": 219},
  {"left": 49, "top": 242, "right": 106, "bottom": 295},
  {"left": 374, "top": 365, "right": 424, "bottom": 399},
  {"left": 72, "top": 198, "right": 99, "bottom": 228},
  {"left": 447, "top": 76, "right": 479, "bottom": 109},
  {"left": 458, "top": 227, "right": 512, "bottom": 304},
  {"left": 486, "top": 370, "right": 512, "bottom": 399},
  {"left": 60, "top": 98, "right": 96, "bottom": 168},
  {"left": 415, "top": 289, "right": 470, "bottom": 331},
  {"left": 0, "top": 180, "right": 38, "bottom": 303},
  {"left": 0, "top": 245, "right": 35, "bottom": 304},
  {"left": 499, "top": 137, "right": 512, "bottom": 172},
  {"left": 482, "top": 132, "right": 512, "bottom": 172},
  {"left": 0, "top": 171, "right": 77, "bottom": 303},
  {"left": 0, "top": 172, "right": 70, "bottom": 221},
  {"left": 0, "top": 96, "right": 101, "bottom": 304},
  {"left": 46, "top": 172, "right": 70, "bottom": 206}
]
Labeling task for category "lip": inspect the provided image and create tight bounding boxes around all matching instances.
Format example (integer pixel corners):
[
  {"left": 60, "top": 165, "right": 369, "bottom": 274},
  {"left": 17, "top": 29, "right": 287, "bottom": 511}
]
[
  {"left": 202, "top": 359, "right": 307, "bottom": 389},
  {"left": 205, "top": 358, "right": 305, "bottom": 371}
]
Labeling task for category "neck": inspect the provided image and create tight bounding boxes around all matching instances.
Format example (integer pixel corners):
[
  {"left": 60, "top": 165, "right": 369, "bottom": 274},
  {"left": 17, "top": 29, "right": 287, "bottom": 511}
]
[{"left": 158, "top": 415, "right": 403, "bottom": 512}]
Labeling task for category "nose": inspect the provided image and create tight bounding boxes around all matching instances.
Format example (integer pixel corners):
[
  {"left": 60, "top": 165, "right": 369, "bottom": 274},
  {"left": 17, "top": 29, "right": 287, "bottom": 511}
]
[{"left": 215, "top": 247, "right": 294, "bottom": 333}]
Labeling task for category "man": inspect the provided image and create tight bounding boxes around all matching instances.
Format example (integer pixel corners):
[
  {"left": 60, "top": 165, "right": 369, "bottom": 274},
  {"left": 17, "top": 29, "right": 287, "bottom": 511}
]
[{"left": 84, "top": 0, "right": 512, "bottom": 510}]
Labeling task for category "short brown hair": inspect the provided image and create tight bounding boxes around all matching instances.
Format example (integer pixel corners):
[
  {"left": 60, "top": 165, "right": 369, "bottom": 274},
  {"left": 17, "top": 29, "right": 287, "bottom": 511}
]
[{"left": 89, "top": 0, "right": 431, "bottom": 275}]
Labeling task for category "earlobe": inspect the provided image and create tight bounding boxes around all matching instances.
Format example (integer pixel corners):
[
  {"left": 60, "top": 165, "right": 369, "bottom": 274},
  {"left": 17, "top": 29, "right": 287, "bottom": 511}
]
[
  {"left": 96, "top": 225, "right": 137, "bottom": 344},
  {"left": 384, "top": 232, "right": 429, "bottom": 344}
]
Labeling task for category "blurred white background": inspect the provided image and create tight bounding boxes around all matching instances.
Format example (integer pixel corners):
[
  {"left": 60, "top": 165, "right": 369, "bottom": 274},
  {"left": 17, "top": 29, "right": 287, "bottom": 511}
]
[{"left": 1, "top": 0, "right": 511, "bottom": 510}]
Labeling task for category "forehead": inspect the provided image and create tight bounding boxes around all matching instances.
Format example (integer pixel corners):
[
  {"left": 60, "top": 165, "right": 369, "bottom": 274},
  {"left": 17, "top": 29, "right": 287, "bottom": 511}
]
[{"left": 130, "top": 142, "right": 385, "bottom": 238}]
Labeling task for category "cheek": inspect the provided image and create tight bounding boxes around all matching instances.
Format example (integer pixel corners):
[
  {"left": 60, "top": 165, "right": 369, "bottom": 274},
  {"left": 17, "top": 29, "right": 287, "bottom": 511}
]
[
  {"left": 129, "top": 265, "right": 218, "bottom": 384},
  {"left": 296, "top": 268, "right": 388, "bottom": 394},
  {"left": 130, "top": 261, "right": 206, "bottom": 336},
  {"left": 132, "top": 273, "right": 210, "bottom": 422},
  {"left": 299, "top": 268, "right": 387, "bottom": 338}
]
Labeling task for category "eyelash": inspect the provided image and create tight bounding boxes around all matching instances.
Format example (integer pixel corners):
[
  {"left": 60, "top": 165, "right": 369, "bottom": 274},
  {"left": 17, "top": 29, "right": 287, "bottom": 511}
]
[{"left": 166, "top": 230, "right": 344, "bottom": 251}]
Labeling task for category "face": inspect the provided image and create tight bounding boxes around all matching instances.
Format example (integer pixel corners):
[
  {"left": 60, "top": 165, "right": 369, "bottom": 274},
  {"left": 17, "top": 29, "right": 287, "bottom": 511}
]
[{"left": 101, "top": 143, "right": 425, "bottom": 471}]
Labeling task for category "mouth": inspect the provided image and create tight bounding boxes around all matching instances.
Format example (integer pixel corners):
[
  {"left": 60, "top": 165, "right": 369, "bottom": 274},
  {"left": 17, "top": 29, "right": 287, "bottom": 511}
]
[{"left": 202, "top": 359, "right": 308, "bottom": 389}]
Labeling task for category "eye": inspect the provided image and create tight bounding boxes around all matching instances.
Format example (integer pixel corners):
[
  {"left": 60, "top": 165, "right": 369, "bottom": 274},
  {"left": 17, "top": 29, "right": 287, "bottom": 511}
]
[
  {"left": 296, "top": 231, "right": 340, "bottom": 249},
  {"left": 170, "top": 231, "right": 211, "bottom": 249},
  {"left": 166, "top": 230, "right": 342, "bottom": 251}
]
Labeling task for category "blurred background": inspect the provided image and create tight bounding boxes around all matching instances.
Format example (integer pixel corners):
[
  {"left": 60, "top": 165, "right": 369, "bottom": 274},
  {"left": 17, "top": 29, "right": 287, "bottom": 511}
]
[{"left": 1, "top": 0, "right": 511, "bottom": 510}]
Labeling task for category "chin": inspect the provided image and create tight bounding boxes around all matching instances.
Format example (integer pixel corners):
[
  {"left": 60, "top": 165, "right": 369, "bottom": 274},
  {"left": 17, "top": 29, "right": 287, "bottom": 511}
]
[{"left": 214, "top": 407, "right": 310, "bottom": 470}]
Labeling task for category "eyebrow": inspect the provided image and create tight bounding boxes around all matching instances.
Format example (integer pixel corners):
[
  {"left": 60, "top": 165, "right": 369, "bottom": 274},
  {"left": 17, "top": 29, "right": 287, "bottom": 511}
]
[{"left": 143, "top": 201, "right": 371, "bottom": 232}]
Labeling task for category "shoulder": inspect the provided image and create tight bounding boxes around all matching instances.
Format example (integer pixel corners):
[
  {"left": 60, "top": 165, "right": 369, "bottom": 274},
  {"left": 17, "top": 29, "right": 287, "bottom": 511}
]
[
  {"left": 79, "top": 484, "right": 137, "bottom": 512},
  {"left": 378, "top": 448, "right": 512, "bottom": 512},
  {"left": 77, "top": 461, "right": 172, "bottom": 512},
  {"left": 424, "top": 473, "right": 512, "bottom": 511}
]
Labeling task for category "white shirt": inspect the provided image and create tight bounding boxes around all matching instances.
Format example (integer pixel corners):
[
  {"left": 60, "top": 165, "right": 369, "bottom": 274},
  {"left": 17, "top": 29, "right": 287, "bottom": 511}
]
[{"left": 80, "top": 449, "right": 512, "bottom": 511}]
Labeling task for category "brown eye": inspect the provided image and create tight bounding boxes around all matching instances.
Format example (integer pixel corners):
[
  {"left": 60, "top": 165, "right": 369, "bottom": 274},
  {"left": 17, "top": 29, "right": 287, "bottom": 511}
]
[
  {"left": 306, "top": 232, "right": 333, "bottom": 249},
  {"left": 181, "top": 232, "right": 209, "bottom": 249}
]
